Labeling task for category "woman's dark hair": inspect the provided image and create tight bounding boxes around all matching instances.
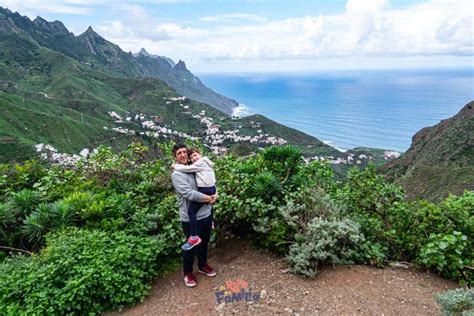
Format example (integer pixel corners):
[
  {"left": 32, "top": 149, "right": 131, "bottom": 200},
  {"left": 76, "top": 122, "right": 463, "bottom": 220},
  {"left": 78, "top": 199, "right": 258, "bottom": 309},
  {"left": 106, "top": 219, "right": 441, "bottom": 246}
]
[
  {"left": 187, "top": 147, "right": 200, "bottom": 157},
  {"left": 172, "top": 143, "right": 187, "bottom": 157}
]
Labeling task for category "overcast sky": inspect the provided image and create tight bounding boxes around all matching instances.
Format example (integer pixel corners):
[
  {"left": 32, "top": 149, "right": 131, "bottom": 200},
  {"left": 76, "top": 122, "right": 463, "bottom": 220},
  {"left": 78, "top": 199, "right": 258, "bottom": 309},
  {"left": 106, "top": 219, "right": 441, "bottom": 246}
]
[{"left": 1, "top": 0, "right": 473, "bottom": 73}]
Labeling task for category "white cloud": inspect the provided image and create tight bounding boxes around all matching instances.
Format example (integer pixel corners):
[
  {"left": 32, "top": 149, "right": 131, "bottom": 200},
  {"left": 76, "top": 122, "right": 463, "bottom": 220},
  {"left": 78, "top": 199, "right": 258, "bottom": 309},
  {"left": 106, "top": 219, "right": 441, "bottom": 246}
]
[
  {"left": 4, "top": 0, "right": 472, "bottom": 69},
  {"left": 200, "top": 13, "right": 267, "bottom": 23},
  {"left": 0, "top": 0, "right": 93, "bottom": 16},
  {"left": 78, "top": 0, "right": 474, "bottom": 71}
]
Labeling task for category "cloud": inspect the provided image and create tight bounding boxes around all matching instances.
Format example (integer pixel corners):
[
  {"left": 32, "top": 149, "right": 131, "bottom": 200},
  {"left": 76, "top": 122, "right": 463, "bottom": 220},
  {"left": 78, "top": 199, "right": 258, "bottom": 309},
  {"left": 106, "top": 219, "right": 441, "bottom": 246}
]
[
  {"left": 90, "top": 0, "right": 473, "bottom": 71},
  {"left": 200, "top": 13, "right": 267, "bottom": 23},
  {"left": 0, "top": 0, "right": 94, "bottom": 15},
  {"left": 97, "top": 4, "right": 173, "bottom": 42}
]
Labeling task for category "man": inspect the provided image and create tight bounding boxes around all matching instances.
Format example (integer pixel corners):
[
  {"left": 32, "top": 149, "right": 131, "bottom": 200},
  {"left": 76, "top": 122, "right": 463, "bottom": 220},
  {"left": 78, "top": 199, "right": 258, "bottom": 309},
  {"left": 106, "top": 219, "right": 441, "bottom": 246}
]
[{"left": 171, "top": 143, "right": 218, "bottom": 287}]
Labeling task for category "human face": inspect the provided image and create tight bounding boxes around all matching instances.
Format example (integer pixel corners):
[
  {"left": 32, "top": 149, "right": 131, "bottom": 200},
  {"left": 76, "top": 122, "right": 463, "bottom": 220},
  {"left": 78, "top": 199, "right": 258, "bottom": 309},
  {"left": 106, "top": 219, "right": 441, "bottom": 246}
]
[
  {"left": 174, "top": 147, "right": 188, "bottom": 164},
  {"left": 189, "top": 152, "right": 202, "bottom": 163}
]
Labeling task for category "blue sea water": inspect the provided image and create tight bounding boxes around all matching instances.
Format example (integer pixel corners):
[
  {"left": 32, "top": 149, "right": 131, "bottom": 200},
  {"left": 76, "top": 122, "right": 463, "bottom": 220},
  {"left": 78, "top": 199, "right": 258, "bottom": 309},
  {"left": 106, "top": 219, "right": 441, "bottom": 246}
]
[{"left": 199, "top": 69, "right": 474, "bottom": 152}]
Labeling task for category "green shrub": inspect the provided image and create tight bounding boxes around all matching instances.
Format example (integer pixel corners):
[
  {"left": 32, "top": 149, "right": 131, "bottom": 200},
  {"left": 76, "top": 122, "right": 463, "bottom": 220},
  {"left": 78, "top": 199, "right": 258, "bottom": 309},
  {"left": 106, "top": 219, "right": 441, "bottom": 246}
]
[
  {"left": 287, "top": 217, "right": 364, "bottom": 278},
  {"left": 0, "top": 202, "right": 16, "bottom": 242},
  {"left": 0, "top": 160, "right": 46, "bottom": 195},
  {"left": 1, "top": 142, "right": 473, "bottom": 313},
  {"left": 418, "top": 231, "right": 471, "bottom": 283},
  {"left": 0, "top": 228, "right": 160, "bottom": 314},
  {"left": 22, "top": 203, "right": 52, "bottom": 244},
  {"left": 436, "top": 287, "right": 474, "bottom": 316},
  {"left": 261, "top": 145, "right": 303, "bottom": 181},
  {"left": 11, "top": 189, "right": 40, "bottom": 215},
  {"left": 249, "top": 172, "right": 282, "bottom": 202},
  {"left": 339, "top": 164, "right": 409, "bottom": 259}
]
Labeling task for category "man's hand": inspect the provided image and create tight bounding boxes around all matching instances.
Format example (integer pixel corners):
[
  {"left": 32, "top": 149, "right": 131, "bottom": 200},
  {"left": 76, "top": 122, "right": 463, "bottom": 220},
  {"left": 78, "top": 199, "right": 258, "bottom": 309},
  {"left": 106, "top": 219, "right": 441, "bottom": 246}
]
[
  {"left": 209, "top": 192, "right": 218, "bottom": 204},
  {"left": 203, "top": 195, "right": 213, "bottom": 203}
]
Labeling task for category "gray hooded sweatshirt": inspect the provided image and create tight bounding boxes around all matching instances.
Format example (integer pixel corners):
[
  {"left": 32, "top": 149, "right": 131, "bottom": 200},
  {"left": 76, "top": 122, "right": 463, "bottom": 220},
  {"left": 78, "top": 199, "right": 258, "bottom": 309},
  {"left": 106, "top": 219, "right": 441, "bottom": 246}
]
[{"left": 171, "top": 170, "right": 212, "bottom": 222}]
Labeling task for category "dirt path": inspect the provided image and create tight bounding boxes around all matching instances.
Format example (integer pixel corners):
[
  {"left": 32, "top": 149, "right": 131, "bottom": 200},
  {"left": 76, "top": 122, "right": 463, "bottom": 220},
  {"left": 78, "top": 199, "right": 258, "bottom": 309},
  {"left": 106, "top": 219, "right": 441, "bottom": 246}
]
[{"left": 111, "top": 239, "right": 456, "bottom": 315}]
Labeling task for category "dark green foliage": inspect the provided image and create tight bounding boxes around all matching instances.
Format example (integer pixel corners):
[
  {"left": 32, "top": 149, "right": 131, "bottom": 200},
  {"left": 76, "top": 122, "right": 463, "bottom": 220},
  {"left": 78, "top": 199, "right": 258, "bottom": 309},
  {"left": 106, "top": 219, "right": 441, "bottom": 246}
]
[
  {"left": 339, "top": 165, "right": 473, "bottom": 284},
  {"left": 0, "top": 201, "right": 16, "bottom": 241},
  {"left": 21, "top": 203, "right": 51, "bottom": 243},
  {"left": 11, "top": 189, "right": 40, "bottom": 214},
  {"left": 419, "top": 231, "right": 470, "bottom": 282},
  {"left": 249, "top": 172, "right": 282, "bottom": 202},
  {"left": 0, "top": 229, "right": 159, "bottom": 314},
  {"left": 0, "top": 142, "right": 472, "bottom": 313}
]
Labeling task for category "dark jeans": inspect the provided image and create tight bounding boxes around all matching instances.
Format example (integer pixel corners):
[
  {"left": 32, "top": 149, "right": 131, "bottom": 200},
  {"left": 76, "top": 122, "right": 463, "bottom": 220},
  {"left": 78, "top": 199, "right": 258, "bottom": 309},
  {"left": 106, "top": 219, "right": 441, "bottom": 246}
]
[
  {"left": 181, "top": 212, "right": 213, "bottom": 274},
  {"left": 188, "top": 186, "right": 216, "bottom": 236}
]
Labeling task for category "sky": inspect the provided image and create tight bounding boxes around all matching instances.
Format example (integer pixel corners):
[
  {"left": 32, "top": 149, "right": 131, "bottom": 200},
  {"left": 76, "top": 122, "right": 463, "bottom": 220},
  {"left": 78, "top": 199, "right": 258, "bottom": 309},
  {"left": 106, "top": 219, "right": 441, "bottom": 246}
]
[{"left": 1, "top": 0, "right": 473, "bottom": 73}]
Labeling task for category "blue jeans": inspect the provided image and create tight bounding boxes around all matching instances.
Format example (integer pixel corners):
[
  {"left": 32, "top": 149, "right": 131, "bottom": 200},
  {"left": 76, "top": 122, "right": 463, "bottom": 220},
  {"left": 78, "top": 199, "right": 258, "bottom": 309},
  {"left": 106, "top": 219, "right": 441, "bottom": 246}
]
[{"left": 181, "top": 213, "right": 213, "bottom": 273}]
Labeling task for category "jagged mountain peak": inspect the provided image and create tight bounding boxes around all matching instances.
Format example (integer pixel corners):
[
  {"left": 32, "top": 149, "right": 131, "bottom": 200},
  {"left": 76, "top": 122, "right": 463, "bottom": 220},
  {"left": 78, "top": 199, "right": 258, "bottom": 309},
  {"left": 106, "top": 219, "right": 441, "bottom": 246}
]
[
  {"left": 33, "top": 16, "right": 69, "bottom": 34},
  {"left": 33, "top": 16, "right": 47, "bottom": 23},
  {"left": 174, "top": 60, "right": 188, "bottom": 71},
  {"left": 135, "top": 48, "right": 176, "bottom": 67},
  {"left": 80, "top": 26, "right": 100, "bottom": 38},
  {"left": 139, "top": 47, "right": 150, "bottom": 55},
  {"left": 1, "top": 7, "right": 237, "bottom": 113},
  {"left": 0, "top": 6, "right": 13, "bottom": 15}
]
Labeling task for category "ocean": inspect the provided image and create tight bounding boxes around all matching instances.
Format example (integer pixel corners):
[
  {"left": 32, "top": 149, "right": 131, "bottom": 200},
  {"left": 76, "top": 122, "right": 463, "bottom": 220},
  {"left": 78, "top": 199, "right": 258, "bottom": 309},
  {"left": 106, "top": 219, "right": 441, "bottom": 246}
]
[{"left": 199, "top": 69, "right": 474, "bottom": 152}]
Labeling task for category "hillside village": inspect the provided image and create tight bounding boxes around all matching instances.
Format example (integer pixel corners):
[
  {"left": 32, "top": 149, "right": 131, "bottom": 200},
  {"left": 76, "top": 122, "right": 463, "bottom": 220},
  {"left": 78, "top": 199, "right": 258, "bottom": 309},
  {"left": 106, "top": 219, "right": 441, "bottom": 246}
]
[{"left": 33, "top": 96, "right": 400, "bottom": 167}]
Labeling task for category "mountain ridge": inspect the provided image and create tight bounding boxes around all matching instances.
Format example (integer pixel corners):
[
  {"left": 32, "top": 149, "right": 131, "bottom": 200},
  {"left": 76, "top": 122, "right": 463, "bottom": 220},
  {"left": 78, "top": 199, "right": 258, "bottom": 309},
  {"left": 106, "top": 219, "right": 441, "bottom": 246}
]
[
  {"left": 383, "top": 101, "right": 474, "bottom": 201},
  {"left": 0, "top": 7, "right": 237, "bottom": 114},
  {"left": 0, "top": 6, "right": 343, "bottom": 162}
]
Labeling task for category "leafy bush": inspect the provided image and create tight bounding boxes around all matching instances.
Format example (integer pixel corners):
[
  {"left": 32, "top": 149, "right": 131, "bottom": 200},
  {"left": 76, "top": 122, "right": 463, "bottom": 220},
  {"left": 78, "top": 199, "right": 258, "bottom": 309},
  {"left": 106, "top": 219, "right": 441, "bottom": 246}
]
[
  {"left": 436, "top": 287, "right": 474, "bottom": 316},
  {"left": 395, "top": 192, "right": 473, "bottom": 284},
  {"left": 418, "top": 231, "right": 470, "bottom": 282},
  {"left": 0, "top": 228, "right": 160, "bottom": 314},
  {"left": 0, "top": 202, "right": 16, "bottom": 242},
  {"left": 0, "top": 160, "right": 46, "bottom": 195},
  {"left": 287, "top": 217, "right": 364, "bottom": 278},
  {"left": 1, "top": 142, "right": 473, "bottom": 313}
]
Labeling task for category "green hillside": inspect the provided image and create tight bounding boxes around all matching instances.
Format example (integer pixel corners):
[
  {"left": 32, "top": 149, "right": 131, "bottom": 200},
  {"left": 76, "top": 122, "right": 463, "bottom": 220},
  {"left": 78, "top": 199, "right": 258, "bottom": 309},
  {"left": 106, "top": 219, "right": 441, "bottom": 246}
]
[
  {"left": 0, "top": 7, "right": 237, "bottom": 114},
  {"left": 0, "top": 7, "right": 342, "bottom": 162},
  {"left": 383, "top": 101, "right": 474, "bottom": 201}
]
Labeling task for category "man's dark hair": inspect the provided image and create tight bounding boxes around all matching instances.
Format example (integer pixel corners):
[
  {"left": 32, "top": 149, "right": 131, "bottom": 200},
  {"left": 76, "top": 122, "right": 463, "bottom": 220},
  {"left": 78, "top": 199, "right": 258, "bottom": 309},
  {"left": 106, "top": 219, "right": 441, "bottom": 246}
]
[{"left": 172, "top": 143, "right": 187, "bottom": 157}]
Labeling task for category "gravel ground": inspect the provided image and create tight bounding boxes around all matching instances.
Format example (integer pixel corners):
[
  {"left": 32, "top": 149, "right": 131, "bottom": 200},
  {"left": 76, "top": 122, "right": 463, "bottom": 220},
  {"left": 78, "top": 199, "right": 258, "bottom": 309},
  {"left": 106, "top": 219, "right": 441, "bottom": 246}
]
[{"left": 109, "top": 239, "right": 457, "bottom": 315}]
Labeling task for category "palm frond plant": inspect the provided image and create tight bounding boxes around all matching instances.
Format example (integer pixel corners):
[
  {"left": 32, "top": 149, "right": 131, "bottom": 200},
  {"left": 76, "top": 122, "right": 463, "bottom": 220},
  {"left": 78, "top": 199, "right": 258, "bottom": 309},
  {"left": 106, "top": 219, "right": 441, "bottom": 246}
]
[
  {"left": 51, "top": 200, "right": 78, "bottom": 229},
  {"left": 22, "top": 203, "right": 52, "bottom": 243}
]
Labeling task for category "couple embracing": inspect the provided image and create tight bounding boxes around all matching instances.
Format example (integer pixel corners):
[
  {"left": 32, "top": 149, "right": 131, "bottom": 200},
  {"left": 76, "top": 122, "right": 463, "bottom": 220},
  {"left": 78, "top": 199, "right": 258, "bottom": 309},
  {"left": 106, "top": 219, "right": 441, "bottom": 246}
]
[{"left": 171, "top": 143, "right": 218, "bottom": 287}]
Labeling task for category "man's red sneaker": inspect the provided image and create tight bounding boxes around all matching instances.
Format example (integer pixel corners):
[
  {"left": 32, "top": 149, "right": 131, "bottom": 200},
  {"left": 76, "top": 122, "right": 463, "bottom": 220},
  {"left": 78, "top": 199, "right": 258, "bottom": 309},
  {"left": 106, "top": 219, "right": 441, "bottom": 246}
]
[
  {"left": 198, "top": 263, "right": 217, "bottom": 277},
  {"left": 184, "top": 272, "right": 197, "bottom": 287}
]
